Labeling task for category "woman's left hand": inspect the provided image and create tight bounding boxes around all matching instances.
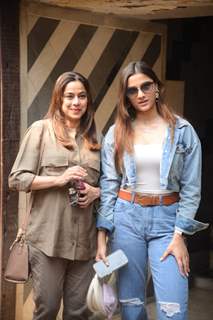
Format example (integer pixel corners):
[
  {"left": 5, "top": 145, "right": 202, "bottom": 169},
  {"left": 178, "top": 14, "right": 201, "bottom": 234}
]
[
  {"left": 160, "top": 233, "right": 190, "bottom": 277},
  {"left": 77, "top": 183, "right": 100, "bottom": 208}
]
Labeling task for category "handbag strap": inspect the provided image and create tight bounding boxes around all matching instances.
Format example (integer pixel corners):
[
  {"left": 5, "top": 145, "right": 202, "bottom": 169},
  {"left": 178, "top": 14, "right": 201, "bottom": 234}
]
[{"left": 18, "top": 120, "right": 48, "bottom": 237}]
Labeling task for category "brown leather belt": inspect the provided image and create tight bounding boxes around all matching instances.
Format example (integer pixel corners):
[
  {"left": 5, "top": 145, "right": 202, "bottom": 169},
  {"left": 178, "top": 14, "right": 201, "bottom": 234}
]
[{"left": 118, "top": 190, "right": 179, "bottom": 207}]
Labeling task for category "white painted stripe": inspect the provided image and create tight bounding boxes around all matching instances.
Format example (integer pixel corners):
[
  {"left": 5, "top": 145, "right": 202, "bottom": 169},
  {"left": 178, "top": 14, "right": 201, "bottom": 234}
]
[
  {"left": 26, "top": 20, "right": 79, "bottom": 108},
  {"left": 74, "top": 26, "right": 114, "bottom": 78},
  {"left": 15, "top": 284, "right": 25, "bottom": 320},
  {"left": 23, "top": 291, "right": 35, "bottom": 320},
  {"left": 28, "top": 14, "right": 39, "bottom": 34},
  {"left": 95, "top": 32, "right": 156, "bottom": 131}
]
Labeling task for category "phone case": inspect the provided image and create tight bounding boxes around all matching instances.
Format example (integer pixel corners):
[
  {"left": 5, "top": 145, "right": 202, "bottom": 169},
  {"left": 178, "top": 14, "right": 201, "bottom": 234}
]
[{"left": 93, "top": 249, "right": 128, "bottom": 278}]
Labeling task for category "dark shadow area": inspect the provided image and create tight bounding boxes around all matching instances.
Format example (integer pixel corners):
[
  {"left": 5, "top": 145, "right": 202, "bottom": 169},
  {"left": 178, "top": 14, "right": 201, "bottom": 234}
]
[{"left": 165, "top": 16, "right": 213, "bottom": 278}]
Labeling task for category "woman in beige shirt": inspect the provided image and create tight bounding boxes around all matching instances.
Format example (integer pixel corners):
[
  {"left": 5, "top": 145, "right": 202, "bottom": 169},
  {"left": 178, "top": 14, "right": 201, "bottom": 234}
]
[{"left": 9, "top": 71, "right": 101, "bottom": 320}]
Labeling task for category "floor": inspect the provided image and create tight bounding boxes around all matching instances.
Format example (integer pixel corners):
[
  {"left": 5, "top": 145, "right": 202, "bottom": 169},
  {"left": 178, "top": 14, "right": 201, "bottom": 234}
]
[
  {"left": 109, "top": 250, "right": 213, "bottom": 320},
  {"left": 90, "top": 275, "right": 213, "bottom": 320},
  {"left": 146, "top": 285, "right": 213, "bottom": 320},
  {"left": 24, "top": 257, "right": 213, "bottom": 320}
]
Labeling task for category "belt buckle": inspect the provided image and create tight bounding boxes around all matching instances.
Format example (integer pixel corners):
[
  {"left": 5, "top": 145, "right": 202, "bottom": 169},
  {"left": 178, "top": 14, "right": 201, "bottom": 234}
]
[
  {"left": 149, "top": 195, "right": 156, "bottom": 206},
  {"left": 136, "top": 193, "right": 145, "bottom": 206},
  {"left": 148, "top": 195, "right": 160, "bottom": 206},
  {"left": 137, "top": 194, "right": 156, "bottom": 207},
  {"left": 136, "top": 194, "right": 161, "bottom": 206}
]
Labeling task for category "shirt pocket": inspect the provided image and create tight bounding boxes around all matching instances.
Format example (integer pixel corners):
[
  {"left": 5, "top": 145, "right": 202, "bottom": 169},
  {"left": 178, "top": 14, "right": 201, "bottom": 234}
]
[
  {"left": 84, "top": 158, "right": 100, "bottom": 186},
  {"left": 40, "top": 156, "right": 69, "bottom": 176},
  {"left": 88, "top": 158, "right": 100, "bottom": 172}
]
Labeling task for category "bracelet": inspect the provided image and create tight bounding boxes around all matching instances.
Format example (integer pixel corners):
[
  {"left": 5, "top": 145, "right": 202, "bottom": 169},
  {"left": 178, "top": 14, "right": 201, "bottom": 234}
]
[
  {"left": 98, "top": 227, "right": 107, "bottom": 232},
  {"left": 175, "top": 230, "right": 183, "bottom": 236}
]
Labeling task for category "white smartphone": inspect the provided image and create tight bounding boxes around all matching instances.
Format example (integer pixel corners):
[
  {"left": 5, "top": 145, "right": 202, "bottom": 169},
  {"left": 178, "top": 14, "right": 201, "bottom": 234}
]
[{"left": 93, "top": 249, "right": 128, "bottom": 278}]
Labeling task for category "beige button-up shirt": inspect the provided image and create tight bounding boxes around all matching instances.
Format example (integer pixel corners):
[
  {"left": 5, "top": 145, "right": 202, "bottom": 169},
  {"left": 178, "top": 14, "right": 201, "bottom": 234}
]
[{"left": 9, "top": 119, "right": 100, "bottom": 260}]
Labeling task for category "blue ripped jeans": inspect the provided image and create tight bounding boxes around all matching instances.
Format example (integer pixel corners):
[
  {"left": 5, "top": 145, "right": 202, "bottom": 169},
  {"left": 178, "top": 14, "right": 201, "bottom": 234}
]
[{"left": 110, "top": 198, "right": 188, "bottom": 320}]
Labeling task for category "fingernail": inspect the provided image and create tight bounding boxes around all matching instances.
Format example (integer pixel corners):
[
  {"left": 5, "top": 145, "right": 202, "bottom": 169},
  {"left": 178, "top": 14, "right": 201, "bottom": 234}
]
[{"left": 105, "top": 261, "right": 109, "bottom": 267}]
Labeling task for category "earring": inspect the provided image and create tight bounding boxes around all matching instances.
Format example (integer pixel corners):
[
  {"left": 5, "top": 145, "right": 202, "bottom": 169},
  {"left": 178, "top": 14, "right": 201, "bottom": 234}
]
[{"left": 155, "top": 89, "right": 159, "bottom": 101}]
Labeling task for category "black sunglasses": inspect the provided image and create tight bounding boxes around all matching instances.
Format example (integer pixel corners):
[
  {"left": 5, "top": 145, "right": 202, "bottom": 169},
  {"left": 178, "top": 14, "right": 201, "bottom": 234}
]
[{"left": 126, "top": 81, "right": 155, "bottom": 97}]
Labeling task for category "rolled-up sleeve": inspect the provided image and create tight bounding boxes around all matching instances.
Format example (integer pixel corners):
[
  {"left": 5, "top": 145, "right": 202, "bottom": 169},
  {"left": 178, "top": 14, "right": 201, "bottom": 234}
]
[
  {"left": 175, "top": 126, "right": 209, "bottom": 234},
  {"left": 8, "top": 120, "right": 45, "bottom": 192},
  {"left": 96, "top": 127, "right": 122, "bottom": 233}
]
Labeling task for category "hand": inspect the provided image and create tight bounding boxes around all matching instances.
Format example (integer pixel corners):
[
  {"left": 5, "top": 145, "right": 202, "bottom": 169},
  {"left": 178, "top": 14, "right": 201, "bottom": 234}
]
[
  {"left": 78, "top": 183, "right": 100, "bottom": 208},
  {"left": 57, "top": 166, "right": 87, "bottom": 187},
  {"left": 160, "top": 233, "right": 190, "bottom": 277},
  {"left": 96, "top": 230, "right": 109, "bottom": 266}
]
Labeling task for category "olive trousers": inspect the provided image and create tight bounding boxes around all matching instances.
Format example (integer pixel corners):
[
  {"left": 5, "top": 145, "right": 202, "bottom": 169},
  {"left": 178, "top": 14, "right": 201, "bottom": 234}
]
[{"left": 29, "top": 245, "right": 94, "bottom": 320}]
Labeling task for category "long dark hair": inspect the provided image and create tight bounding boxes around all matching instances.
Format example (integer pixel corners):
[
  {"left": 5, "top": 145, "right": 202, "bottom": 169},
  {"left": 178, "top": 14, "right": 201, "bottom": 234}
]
[
  {"left": 45, "top": 71, "right": 100, "bottom": 150},
  {"left": 115, "top": 61, "right": 176, "bottom": 172}
]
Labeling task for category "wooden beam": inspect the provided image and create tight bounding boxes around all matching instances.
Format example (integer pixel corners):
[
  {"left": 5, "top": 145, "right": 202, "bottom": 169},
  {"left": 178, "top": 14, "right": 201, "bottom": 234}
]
[
  {"left": 0, "top": 7, "right": 2, "bottom": 316},
  {"left": 0, "top": 1, "right": 20, "bottom": 319},
  {"left": 28, "top": 0, "right": 213, "bottom": 19}
]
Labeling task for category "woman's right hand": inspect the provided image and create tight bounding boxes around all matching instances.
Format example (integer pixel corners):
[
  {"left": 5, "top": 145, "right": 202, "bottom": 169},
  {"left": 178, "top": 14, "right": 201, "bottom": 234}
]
[
  {"left": 96, "top": 230, "right": 109, "bottom": 266},
  {"left": 160, "top": 233, "right": 190, "bottom": 277},
  {"left": 57, "top": 166, "right": 87, "bottom": 187}
]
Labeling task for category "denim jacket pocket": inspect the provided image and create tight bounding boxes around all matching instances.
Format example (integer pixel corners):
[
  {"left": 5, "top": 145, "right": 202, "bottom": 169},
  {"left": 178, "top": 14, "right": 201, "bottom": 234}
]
[{"left": 170, "top": 143, "right": 187, "bottom": 180}]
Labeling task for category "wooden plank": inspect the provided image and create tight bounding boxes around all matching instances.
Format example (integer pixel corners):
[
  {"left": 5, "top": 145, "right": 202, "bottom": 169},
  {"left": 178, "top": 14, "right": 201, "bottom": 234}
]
[
  {"left": 165, "top": 80, "right": 185, "bottom": 116},
  {"left": 0, "top": 1, "right": 20, "bottom": 319}
]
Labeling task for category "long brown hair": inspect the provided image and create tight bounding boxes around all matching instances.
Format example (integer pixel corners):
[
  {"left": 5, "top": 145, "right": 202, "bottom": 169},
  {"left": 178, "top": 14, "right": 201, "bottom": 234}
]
[
  {"left": 115, "top": 61, "right": 176, "bottom": 172},
  {"left": 45, "top": 71, "right": 100, "bottom": 150}
]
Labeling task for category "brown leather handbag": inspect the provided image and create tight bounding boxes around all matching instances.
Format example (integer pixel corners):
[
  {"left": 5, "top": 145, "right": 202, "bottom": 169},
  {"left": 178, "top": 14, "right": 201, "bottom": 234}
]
[
  {"left": 4, "top": 227, "right": 30, "bottom": 283},
  {"left": 4, "top": 122, "right": 47, "bottom": 283}
]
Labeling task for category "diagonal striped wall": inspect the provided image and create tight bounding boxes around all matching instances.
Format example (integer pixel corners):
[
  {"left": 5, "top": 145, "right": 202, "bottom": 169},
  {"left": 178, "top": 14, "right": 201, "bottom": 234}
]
[
  {"left": 23, "top": 17, "right": 164, "bottom": 133},
  {"left": 18, "top": 4, "right": 166, "bottom": 320}
]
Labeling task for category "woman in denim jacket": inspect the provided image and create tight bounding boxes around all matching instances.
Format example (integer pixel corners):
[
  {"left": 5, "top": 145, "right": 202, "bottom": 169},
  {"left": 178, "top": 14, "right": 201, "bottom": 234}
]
[{"left": 96, "top": 61, "right": 208, "bottom": 320}]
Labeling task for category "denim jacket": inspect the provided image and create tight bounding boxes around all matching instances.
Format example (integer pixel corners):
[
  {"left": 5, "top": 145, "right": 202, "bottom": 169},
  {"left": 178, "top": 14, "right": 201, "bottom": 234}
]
[{"left": 97, "top": 116, "right": 209, "bottom": 235}]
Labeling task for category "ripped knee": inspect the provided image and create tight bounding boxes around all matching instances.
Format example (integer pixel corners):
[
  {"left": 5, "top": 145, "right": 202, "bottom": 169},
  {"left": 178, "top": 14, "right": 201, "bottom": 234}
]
[
  {"left": 120, "top": 297, "right": 144, "bottom": 306},
  {"left": 158, "top": 301, "right": 181, "bottom": 317}
]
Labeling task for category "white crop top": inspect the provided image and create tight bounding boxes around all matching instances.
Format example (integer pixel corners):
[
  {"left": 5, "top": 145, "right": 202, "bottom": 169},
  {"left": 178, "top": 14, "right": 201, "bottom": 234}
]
[{"left": 134, "top": 144, "right": 173, "bottom": 194}]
